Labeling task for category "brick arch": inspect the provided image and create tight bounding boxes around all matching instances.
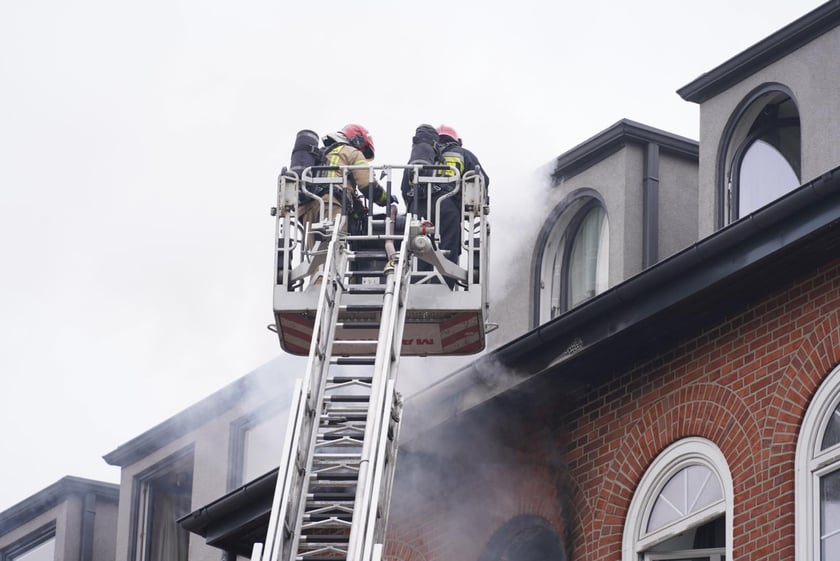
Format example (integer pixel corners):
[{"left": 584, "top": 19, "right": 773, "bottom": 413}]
[
  {"left": 768, "top": 308, "right": 840, "bottom": 449},
  {"left": 763, "top": 308, "right": 840, "bottom": 542},
  {"left": 477, "top": 513, "right": 567, "bottom": 561},
  {"left": 475, "top": 458, "right": 571, "bottom": 557},
  {"left": 579, "top": 383, "right": 759, "bottom": 559},
  {"left": 385, "top": 539, "right": 430, "bottom": 561}
]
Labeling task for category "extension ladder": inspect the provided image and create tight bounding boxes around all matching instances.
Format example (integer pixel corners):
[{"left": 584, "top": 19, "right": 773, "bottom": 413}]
[
  {"left": 253, "top": 214, "right": 411, "bottom": 561},
  {"left": 257, "top": 164, "right": 489, "bottom": 561}
]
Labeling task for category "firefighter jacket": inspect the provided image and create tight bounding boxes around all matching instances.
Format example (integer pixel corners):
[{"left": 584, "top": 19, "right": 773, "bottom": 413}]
[
  {"left": 437, "top": 141, "right": 490, "bottom": 193},
  {"left": 323, "top": 143, "right": 374, "bottom": 199},
  {"left": 323, "top": 143, "right": 389, "bottom": 206}
]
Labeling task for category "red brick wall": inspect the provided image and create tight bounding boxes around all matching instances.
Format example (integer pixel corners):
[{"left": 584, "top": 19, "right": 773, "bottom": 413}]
[
  {"left": 387, "top": 260, "right": 840, "bottom": 561},
  {"left": 566, "top": 260, "right": 840, "bottom": 559}
]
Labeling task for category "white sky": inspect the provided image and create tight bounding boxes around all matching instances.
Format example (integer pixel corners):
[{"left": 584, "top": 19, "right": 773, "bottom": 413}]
[{"left": 0, "top": 0, "right": 826, "bottom": 512}]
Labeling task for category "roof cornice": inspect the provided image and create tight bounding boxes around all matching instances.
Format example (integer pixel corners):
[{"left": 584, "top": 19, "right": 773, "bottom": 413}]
[
  {"left": 103, "top": 357, "right": 289, "bottom": 467},
  {"left": 551, "top": 119, "right": 698, "bottom": 183},
  {"left": 678, "top": 0, "right": 840, "bottom": 103},
  {"left": 0, "top": 477, "right": 118, "bottom": 536}
]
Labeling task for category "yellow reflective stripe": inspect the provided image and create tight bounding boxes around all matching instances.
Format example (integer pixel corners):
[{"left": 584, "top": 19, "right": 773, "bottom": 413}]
[
  {"left": 438, "top": 152, "right": 465, "bottom": 177},
  {"left": 325, "top": 146, "right": 343, "bottom": 177}
]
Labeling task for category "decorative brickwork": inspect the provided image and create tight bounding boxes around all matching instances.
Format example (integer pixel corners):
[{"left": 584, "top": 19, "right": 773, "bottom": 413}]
[{"left": 386, "top": 260, "right": 840, "bottom": 561}]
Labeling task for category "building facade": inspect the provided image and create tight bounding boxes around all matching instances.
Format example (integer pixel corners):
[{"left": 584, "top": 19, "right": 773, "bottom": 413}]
[
  {"left": 3, "top": 2, "right": 840, "bottom": 561},
  {"left": 0, "top": 477, "right": 118, "bottom": 561}
]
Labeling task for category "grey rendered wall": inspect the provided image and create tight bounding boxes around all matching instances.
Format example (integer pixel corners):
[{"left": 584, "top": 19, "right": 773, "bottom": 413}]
[
  {"left": 489, "top": 147, "right": 644, "bottom": 348},
  {"left": 92, "top": 498, "right": 118, "bottom": 561},
  {"left": 696, "top": 27, "right": 840, "bottom": 237},
  {"left": 0, "top": 501, "right": 70, "bottom": 560},
  {"left": 658, "top": 153, "right": 699, "bottom": 260},
  {"left": 113, "top": 384, "right": 287, "bottom": 561}
]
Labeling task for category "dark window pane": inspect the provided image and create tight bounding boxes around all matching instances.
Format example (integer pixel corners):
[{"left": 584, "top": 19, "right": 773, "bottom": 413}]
[
  {"left": 821, "top": 404, "right": 840, "bottom": 450},
  {"left": 821, "top": 469, "right": 840, "bottom": 561}
]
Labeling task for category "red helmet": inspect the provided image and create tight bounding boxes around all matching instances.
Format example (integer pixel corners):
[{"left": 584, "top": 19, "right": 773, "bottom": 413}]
[
  {"left": 436, "top": 124, "right": 460, "bottom": 143},
  {"left": 340, "top": 124, "right": 375, "bottom": 159}
]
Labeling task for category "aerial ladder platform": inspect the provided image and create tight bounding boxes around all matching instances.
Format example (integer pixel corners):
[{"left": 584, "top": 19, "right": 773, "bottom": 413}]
[{"left": 252, "top": 163, "right": 490, "bottom": 561}]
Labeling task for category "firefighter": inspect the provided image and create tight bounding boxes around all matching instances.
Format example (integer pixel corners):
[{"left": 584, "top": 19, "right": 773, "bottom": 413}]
[
  {"left": 298, "top": 124, "right": 393, "bottom": 239},
  {"left": 435, "top": 125, "right": 489, "bottom": 273},
  {"left": 403, "top": 124, "right": 489, "bottom": 287}
]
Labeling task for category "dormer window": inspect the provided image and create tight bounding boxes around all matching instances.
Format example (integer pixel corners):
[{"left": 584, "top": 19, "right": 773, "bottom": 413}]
[
  {"left": 536, "top": 193, "right": 609, "bottom": 324},
  {"left": 722, "top": 87, "right": 801, "bottom": 223}
]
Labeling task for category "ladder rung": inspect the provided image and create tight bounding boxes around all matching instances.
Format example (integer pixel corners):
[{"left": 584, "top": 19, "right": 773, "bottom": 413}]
[
  {"left": 321, "top": 416, "right": 367, "bottom": 425},
  {"left": 296, "top": 547, "right": 348, "bottom": 558},
  {"left": 299, "top": 535, "right": 350, "bottom": 544},
  {"left": 312, "top": 452, "right": 362, "bottom": 459},
  {"left": 302, "top": 514, "right": 353, "bottom": 524},
  {"left": 330, "top": 357, "right": 376, "bottom": 366},
  {"left": 308, "top": 491, "right": 356, "bottom": 500},
  {"left": 340, "top": 305, "right": 383, "bottom": 312},
  {"left": 324, "top": 395, "right": 370, "bottom": 403},
  {"left": 305, "top": 499, "right": 356, "bottom": 508},
  {"left": 328, "top": 375, "right": 373, "bottom": 383},
  {"left": 311, "top": 473, "right": 359, "bottom": 482},
  {"left": 348, "top": 251, "right": 388, "bottom": 259},
  {"left": 345, "top": 285, "right": 386, "bottom": 294},
  {"left": 336, "top": 322, "right": 381, "bottom": 329},
  {"left": 322, "top": 405, "right": 369, "bottom": 414}
]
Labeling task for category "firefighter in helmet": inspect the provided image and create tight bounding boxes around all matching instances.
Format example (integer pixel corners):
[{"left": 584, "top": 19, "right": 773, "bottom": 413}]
[
  {"left": 298, "top": 123, "right": 394, "bottom": 235},
  {"left": 402, "top": 124, "right": 489, "bottom": 287}
]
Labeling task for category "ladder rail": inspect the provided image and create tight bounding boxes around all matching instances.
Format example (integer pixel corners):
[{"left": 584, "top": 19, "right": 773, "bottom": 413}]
[
  {"left": 260, "top": 162, "right": 491, "bottom": 561},
  {"left": 260, "top": 378, "right": 304, "bottom": 561},
  {"left": 260, "top": 217, "right": 347, "bottom": 561},
  {"left": 346, "top": 219, "right": 411, "bottom": 561},
  {"left": 285, "top": 219, "right": 349, "bottom": 561}
]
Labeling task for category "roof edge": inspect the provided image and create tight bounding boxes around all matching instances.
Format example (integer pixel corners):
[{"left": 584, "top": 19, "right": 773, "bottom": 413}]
[
  {"left": 403, "top": 165, "right": 840, "bottom": 443},
  {"left": 678, "top": 1, "right": 840, "bottom": 103},
  {"left": 103, "top": 357, "right": 289, "bottom": 467},
  {"left": 0, "top": 476, "right": 119, "bottom": 536},
  {"left": 551, "top": 119, "right": 698, "bottom": 183}
]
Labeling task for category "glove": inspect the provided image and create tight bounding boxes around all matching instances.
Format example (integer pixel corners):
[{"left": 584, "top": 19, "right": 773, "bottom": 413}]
[{"left": 363, "top": 183, "right": 394, "bottom": 207}]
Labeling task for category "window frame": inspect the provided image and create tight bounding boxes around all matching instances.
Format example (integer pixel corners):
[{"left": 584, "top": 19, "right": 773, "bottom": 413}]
[
  {"left": 715, "top": 83, "right": 800, "bottom": 228},
  {"left": 533, "top": 190, "right": 609, "bottom": 326},
  {"left": 1, "top": 525, "right": 56, "bottom": 561},
  {"left": 623, "top": 437, "right": 733, "bottom": 561},
  {"left": 563, "top": 202, "right": 609, "bottom": 310},
  {"left": 795, "top": 363, "right": 840, "bottom": 561},
  {"left": 130, "top": 445, "right": 195, "bottom": 561},
  {"left": 228, "top": 400, "right": 287, "bottom": 490}
]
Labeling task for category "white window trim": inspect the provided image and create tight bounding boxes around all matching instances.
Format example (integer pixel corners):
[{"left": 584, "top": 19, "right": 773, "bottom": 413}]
[
  {"left": 622, "top": 437, "right": 734, "bottom": 561},
  {"left": 795, "top": 363, "right": 840, "bottom": 561}
]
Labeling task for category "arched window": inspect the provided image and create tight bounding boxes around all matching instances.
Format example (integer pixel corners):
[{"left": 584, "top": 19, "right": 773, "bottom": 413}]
[
  {"left": 535, "top": 194, "right": 609, "bottom": 324},
  {"left": 623, "top": 438, "right": 733, "bottom": 561},
  {"left": 796, "top": 363, "right": 840, "bottom": 561},
  {"left": 478, "top": 514, "right": 566, "bottom": 561},
  {"left": 719, "top": 86, "right": 801, "bottom": 224},
  {"left": 566, "top": 204, "right": 609, "bottom": 309}
]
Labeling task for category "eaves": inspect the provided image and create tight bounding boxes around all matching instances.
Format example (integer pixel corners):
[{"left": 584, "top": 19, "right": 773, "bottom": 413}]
[{"left": 402, "top": 165, "right": 840, "bottom": 443}]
